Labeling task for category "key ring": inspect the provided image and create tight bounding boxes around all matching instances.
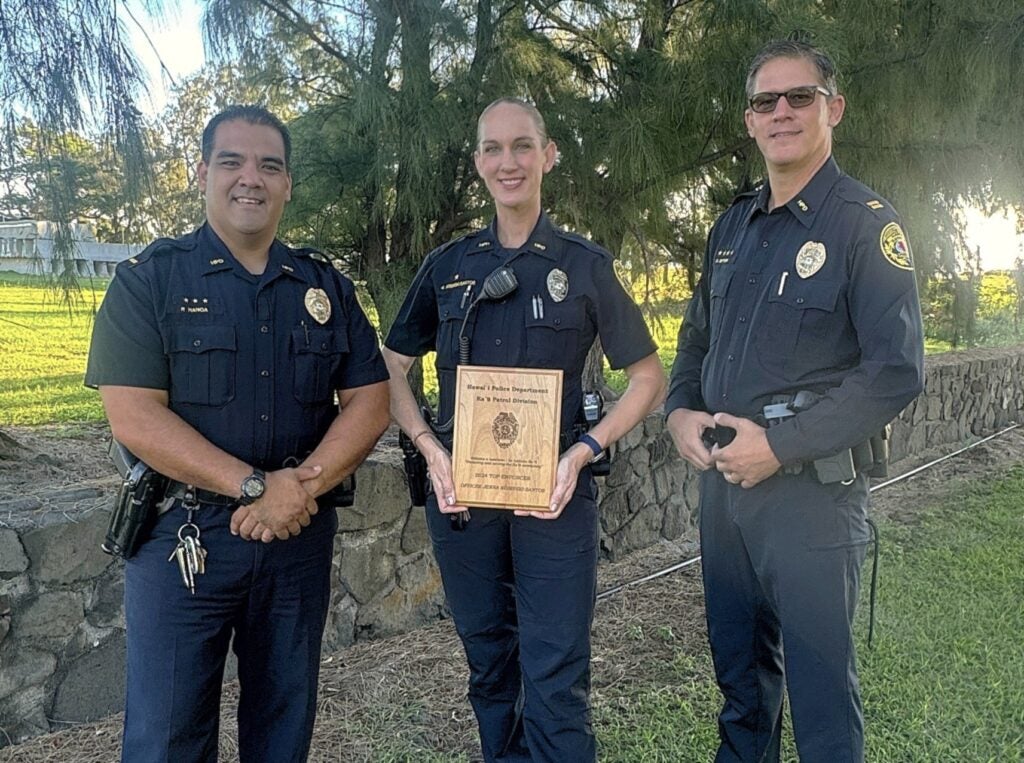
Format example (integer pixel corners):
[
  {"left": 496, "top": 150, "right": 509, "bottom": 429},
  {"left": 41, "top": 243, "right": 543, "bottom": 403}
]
[{"left": 177, "top": 522, "right": 201, "bottom": 542}]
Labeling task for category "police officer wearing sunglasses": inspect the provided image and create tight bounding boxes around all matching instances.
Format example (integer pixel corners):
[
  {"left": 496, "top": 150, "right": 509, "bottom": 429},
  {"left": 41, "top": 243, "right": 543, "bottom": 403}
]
[{"left": 667, "top": 41, "right": 924, "bottom": 762}]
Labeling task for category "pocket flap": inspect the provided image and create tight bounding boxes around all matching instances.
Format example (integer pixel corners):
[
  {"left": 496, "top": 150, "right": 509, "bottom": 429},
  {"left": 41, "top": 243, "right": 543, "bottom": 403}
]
[{"left": 168, "top": 325, "right": 236, "bottom": 354}]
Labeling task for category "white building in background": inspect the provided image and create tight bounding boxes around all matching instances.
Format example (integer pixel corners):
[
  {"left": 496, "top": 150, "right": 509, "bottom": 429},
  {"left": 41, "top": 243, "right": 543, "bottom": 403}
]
[{"left": 0, "top": 220, "right": 144, "bottom": 277}]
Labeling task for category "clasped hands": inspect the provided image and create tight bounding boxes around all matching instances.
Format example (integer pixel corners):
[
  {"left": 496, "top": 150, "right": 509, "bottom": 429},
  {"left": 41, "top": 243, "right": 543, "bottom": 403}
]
[
  {"left": 230, "top": 465, "right": 323, "bottom": 543},
  {"left": 667, "top": 409, "right": 781, "bottom": 489}
]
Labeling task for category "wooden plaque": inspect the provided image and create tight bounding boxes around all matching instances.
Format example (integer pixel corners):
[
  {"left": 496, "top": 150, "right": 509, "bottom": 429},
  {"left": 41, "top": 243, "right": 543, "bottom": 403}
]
[{"left": 452, "top": 365, "right": 563, "bottom": 511}]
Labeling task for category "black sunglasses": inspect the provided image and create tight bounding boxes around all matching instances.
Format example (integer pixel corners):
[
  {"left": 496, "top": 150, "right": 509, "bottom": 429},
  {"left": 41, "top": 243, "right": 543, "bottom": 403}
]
[{"left": 748, "top": 85, "right": 832, "bottom": 114}]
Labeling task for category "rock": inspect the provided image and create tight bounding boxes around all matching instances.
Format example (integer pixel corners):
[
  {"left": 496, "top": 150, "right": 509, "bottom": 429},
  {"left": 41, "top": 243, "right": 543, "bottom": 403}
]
[
  {"left": 50, "top": 634, "right": 125, "bottom": 723},
  {"left": 354, "top": 553, "right": 444, "bottom": 640},
  {"left": 0, "top": 645, "right": 56, "bottom": 700},
  {"left": 0, "top": 530, "right": 29, "bottom": 577},
  {"left": 335, "top": 532, "right": 398, "bottom": 605},
  {"left": 20, "top": 510, "right": 111, "bottom": 583},
  {"left": 400, "top": 507, "right": 430, "bottom": 555},
  {"left": 323, "top": 590, "right": 358, "bottom": 651},
  {"left": 338, "top": 460, "right": 408, "bottom": 532},
  {"left": 0, "top": 594, "right": 10, "bottom": 645},
  {"left": 86, "top": 570, "right": 125, "bottom": 629},
  {"left": 16, "top": 591, "right": 84, "bottom": 639},
  {"left": 0, "top": 685, "right": 50, "bottom": 745}
]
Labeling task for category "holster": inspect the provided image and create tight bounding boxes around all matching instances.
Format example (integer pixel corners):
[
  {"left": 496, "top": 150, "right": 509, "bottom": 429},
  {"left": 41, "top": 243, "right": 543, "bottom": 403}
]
[
  {"left": 102, "top": 440, "right": 168, "bottom": 559},
  {"left": 399, "top": 429, "right": 428, "bottom": 507},
  {"left": 762, "top": 392, "right": 892, "bottom": 484}
]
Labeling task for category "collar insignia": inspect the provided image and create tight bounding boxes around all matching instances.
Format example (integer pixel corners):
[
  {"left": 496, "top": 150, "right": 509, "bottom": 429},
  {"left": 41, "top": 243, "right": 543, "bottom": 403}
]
[{"left": 209, "top": 258, "right": 225, "bottom": 265}]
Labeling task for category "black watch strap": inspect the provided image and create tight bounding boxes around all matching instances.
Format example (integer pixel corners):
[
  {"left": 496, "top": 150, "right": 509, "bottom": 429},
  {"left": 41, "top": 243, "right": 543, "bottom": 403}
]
[{"left": 238, "top": 468, "right": 266, "bottom": 506}]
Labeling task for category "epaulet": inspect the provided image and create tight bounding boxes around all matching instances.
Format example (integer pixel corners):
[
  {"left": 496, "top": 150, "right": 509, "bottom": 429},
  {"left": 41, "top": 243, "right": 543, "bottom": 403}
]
[
  {"left": 291, "top": 246, "right": 334, "bottom": 266},
  {"left": 730, "top": 186, "right": 760, "bottom": 207},
  {"left": 834, "top": 177, "right": 896, "bottom": 220},
  {"left": 553, "top": 229, "right": 612, "bottom": 259},
  {"left": 123, "top": 232, "right": 197, "bottom": 268},
  {"left": 425, "top": 230, "right": 483, "bottom": 262}
]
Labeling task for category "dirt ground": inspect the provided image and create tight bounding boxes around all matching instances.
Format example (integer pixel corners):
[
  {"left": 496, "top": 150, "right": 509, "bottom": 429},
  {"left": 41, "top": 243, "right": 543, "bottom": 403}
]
[{"left": 2, "top": 424, "right": 1023, "bottom": 762}]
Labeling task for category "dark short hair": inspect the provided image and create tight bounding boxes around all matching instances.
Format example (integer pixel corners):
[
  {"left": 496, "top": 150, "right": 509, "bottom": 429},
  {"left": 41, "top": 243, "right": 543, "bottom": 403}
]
[
  {"left": 476, "top": 97, "right": 550, "bottom": 148},
  {"left": 200, "top": 105, "right": 292, "bottom": 169},
  {"left": 745, "top": 40, "right": 839, "bottom": 98}
]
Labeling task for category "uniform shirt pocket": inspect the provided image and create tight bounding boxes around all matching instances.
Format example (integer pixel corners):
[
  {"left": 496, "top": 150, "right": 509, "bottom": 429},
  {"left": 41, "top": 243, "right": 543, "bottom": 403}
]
[
  {"left": 166, "top": 325, "right": 237, "bottom": 406},
  {"left": 758, "top": 278, "right": 843, "bottom": 364},
  {"left": 708, "top": 269, "right": 734, "bottom": 349},
  {"left": 524, "top": 297, "right": 585, "bottom": 368},
  {"left": 292, "top": 326, "right": 350, "bottom": 405},
  {"left": 435, "top": 289, "right": 470, "bottom": 370}
]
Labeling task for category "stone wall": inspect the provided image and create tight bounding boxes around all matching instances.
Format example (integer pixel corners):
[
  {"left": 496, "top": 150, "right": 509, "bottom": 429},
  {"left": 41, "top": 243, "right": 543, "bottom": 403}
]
[{"left": 2, "top": 346, "right": 1023, "bottom": 745}]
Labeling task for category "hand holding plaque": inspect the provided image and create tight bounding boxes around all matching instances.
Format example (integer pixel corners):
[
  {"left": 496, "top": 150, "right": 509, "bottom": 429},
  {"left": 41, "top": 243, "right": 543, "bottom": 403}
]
[{"left": 451, "top": 366, "right": 563, "bottom": 511}]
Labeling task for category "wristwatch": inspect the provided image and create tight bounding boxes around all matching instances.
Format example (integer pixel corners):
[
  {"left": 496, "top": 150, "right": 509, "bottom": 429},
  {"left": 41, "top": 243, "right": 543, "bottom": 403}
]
[{"left": 237, "top": 469, "right": 266, "bottom": 505}]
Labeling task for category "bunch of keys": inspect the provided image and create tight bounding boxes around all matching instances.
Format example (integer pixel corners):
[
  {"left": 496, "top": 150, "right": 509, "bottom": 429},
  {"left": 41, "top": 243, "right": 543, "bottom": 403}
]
[{"left": 169, "top": 508, "right": 207, "bottom": 595}]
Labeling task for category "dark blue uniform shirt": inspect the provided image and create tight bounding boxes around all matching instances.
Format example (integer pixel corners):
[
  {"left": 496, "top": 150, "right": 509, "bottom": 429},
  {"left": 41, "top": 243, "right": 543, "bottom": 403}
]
[
  {"left": 85, "top": 224, "right": 388, "bottom": 469},
  {"left": 385, "top": 213, "right": 657, "bottom": 436},
  {"left": 666, "top": 158, "right": 924, "bottom": 465}
]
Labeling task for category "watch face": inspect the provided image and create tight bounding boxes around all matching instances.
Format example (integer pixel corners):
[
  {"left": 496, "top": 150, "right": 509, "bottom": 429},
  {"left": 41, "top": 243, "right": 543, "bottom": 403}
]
[{"left": 242, "top": 475, "right": 265, "bottom": 499}]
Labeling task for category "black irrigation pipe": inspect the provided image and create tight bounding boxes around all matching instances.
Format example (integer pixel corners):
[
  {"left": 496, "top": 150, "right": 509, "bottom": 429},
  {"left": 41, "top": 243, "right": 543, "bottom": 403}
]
[{"left": 595, "top": 422, "right": 1021, "bottom": 603}]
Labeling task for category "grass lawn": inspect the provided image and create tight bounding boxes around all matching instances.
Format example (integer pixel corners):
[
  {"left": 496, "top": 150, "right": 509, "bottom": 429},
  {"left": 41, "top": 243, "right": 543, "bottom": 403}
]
[
  {"left": 592, "top": 470, "right": 1024, "bottom": 762},
  {"left": 0, "top": 272, "right": 108, "bottom": 425}
]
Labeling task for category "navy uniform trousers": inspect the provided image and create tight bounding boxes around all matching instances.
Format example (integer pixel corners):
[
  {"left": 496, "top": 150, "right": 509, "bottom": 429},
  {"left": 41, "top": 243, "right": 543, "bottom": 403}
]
[
  {"left": 122, "top": 501, "right": 338, "bottom": 762},
  {"left": 700, "top": 468, "right": 870, "bottom": 763},
  {"left": 425, "top": 474, "right": 600, "bottom": 763}
]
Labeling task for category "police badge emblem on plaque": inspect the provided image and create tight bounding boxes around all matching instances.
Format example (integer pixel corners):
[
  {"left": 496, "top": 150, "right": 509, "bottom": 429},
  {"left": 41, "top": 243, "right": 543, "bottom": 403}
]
[
  {"left": 546, "top": 269, "right": 569, "bottom": 302},
  {"left": 795, "top": 241, "right": 827, "bottom": 279},
  {"left": 491, "top": 412, "right": 520, "bottom": 449},
  {"left": 304, "top": 288, "right": 331, "bottom": 324}
]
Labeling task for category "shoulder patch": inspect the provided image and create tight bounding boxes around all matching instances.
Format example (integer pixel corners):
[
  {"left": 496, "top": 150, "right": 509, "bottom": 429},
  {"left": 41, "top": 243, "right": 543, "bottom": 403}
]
[
  {"left": 879, "top": 222, "right": 914, "bottom": 271},
  {"left": 553, "top": 229, "right": 611, "bottom": 259}
]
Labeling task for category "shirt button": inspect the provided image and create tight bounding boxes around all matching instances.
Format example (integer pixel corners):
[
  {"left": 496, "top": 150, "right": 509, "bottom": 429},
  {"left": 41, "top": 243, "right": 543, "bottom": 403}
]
[
  {"left": 721, "top": 393, "right": 728, "bottom": 400},
  {"left": 728, "top": 354, "right": 735, "bottom": 361},
  {"left": 495, "top": 339, "right": 502, "bottom": 346},
  {"left": 193, "top": 339, "right": 201, "bottom": 347},
  {"left": 796, "top": 297, "right": 805, "bottom": 304},
  {"left": 260, "top": 325, "right": 269, "bottom": 334},
  {"left": 738, "top": 316, "right": 747, "bottom": 323},
  {"left": 554, "top": 318, "right": 561, "bottom": 326},
  {"left": 321, "top": 342, "right": 328, "bottom": 350},
  {"left": 748, "top": 277, "right": 756, "bottom": 284},
  {"left": 260, "top": 414, "right": 269, "bottom": 422},
  {"left": 761, "top": 241, "right": 769, "bottom": 248},
  {"left": 260, "top": 370, "right": 270, "bottom": 377}
]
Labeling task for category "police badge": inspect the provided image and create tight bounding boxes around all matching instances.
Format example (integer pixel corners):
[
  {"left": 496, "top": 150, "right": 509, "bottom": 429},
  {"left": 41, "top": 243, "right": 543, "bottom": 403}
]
[
  {"left": 304, "top": 288, "right": 331, "bottom": 324},
  {"left": 546, "top": 269, "right": 569, "bottom": 302},
  {"left": 491, "top": 412, "right": 520, "bottom": 449},
  {"left": 795, "top": 241, "right": 827, "bottom": 279}
]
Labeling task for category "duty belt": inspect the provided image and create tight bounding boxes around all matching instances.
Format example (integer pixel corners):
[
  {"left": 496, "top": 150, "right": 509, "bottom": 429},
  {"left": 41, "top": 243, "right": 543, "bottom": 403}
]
[{"left": 760, "top": 392, "right": 886, "bottom": 484}]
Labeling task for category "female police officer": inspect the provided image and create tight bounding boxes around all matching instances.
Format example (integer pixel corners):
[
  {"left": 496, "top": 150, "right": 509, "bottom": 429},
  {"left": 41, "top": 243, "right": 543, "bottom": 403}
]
[{"left": 382, "top": 98, "right": 666, "bottom": 761}]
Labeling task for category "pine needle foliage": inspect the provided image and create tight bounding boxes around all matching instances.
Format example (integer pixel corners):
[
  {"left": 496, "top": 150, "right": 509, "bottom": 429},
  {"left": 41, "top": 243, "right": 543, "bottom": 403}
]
[{"left": 0, "top": 0, "right": 154, "bottom": 304}]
